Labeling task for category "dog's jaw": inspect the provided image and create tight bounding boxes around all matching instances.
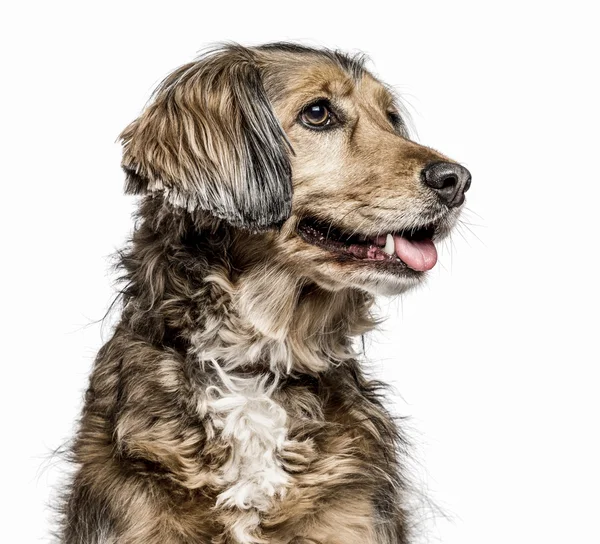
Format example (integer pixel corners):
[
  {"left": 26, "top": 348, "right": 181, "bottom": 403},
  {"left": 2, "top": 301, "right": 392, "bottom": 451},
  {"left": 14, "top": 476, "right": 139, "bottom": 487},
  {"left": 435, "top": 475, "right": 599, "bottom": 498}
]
[{"left": 269, "top": 206, "right": 462, "bottom": 296}]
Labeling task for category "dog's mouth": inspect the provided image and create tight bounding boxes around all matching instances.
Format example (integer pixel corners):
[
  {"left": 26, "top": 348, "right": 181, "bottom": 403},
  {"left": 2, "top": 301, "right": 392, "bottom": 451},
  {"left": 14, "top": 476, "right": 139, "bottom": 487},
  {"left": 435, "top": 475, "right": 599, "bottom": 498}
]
[{"left": 297, "top": 218, "right": 438, "bottom": 272}]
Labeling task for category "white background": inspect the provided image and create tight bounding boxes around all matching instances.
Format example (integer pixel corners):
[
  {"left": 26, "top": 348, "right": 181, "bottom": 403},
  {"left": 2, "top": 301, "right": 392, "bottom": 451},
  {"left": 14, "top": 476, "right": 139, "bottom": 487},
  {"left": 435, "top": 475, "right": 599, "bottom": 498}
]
[{"left": 1, "top": 1, "right": 598, "bottom": 542}]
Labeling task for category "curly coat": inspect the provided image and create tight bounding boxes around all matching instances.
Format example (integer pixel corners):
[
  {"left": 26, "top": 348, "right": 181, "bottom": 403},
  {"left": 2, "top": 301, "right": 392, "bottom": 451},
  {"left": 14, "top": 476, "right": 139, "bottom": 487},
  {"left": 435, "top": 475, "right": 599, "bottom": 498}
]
[{"left": 59, "top": 43, "right": 469, "bottom": 544}]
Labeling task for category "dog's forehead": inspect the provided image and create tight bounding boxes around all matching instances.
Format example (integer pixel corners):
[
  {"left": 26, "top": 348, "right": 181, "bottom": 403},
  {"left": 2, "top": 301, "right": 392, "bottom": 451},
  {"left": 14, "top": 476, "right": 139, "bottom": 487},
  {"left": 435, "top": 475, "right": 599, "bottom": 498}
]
[{"left": 260, "top": 52, "right": 393, "bottom": 111}]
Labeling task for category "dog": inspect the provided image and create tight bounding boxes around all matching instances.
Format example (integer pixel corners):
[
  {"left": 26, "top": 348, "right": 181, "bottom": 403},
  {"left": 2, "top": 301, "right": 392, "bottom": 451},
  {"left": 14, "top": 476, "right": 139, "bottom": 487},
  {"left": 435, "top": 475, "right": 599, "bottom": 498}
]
[{"left": 59, "top": 43, "right": 471, "bottom": 544}]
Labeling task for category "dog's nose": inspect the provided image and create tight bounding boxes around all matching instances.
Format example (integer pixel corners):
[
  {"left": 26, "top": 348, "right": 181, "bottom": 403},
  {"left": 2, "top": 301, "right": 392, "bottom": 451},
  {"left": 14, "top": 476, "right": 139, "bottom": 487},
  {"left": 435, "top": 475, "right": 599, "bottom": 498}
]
[{"left": 422, "top": 162, "right": 471, "bottom": 208}]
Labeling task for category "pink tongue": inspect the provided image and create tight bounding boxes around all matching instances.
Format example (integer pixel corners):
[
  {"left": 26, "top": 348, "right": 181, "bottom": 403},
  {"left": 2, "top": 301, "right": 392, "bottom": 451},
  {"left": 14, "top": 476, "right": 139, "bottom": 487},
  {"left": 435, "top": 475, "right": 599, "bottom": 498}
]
[{"left": 393, "top": 236, "right": 438, "bottom": 271}]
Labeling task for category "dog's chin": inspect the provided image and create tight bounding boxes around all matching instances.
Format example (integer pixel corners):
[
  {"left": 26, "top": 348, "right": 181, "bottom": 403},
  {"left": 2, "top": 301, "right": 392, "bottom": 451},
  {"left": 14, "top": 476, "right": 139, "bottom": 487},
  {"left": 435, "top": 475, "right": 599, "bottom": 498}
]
[
  {"left": 303, "top": 259, "right": 426, "bottom": 296},
  {"left": 343, "top": 267, "right": 425, "bottom": 296}
]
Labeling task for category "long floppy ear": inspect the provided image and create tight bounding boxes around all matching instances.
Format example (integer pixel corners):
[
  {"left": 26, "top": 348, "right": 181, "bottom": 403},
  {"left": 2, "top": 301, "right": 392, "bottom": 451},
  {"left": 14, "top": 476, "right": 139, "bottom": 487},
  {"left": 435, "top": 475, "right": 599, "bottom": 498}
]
[{"left": 119, "top": 46, "right": 292, "bottom": 229}]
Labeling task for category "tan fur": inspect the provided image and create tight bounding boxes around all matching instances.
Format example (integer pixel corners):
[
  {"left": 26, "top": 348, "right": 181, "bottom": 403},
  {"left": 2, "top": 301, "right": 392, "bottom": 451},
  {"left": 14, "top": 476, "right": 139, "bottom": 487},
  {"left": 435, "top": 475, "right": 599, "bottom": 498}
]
[{"left": 59, "top": 43, "right": 468, "bottom": 544}]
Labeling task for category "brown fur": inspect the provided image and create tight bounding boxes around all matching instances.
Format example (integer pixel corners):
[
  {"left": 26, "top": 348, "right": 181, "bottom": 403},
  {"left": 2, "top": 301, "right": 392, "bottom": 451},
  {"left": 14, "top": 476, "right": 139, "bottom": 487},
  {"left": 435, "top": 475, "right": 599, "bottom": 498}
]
[{"left": 59, "top": 43, "right": 467, "bottom": 543}]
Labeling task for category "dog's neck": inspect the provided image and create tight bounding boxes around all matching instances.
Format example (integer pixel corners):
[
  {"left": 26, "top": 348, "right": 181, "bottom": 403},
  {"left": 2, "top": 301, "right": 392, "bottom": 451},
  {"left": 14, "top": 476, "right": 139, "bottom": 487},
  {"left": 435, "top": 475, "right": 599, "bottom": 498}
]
[{"left": 119, "top": 196, "right": 375, "bottom": 375}]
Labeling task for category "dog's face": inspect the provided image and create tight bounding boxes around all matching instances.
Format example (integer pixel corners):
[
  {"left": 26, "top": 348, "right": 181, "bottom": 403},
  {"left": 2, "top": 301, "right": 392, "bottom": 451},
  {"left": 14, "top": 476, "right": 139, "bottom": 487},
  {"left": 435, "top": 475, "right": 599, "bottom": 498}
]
[
  {"left": 121, "top": 44, "right": 470, "bottom": 295},
  {"left": 260, "top": 49, "right": 470, "bottom": 295}
]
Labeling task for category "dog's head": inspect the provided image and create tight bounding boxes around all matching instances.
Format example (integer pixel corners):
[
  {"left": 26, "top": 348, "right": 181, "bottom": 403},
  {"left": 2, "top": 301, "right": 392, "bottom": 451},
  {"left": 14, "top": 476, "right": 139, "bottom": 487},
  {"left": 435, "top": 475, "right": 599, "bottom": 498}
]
[{"left": 121, "top": 44, "right": 470, "bottom": 295}]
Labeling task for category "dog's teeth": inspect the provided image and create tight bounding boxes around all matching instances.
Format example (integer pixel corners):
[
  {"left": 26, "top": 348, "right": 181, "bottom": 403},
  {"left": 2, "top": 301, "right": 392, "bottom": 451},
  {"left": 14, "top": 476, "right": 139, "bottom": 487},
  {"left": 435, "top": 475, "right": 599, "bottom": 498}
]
[{"left": 383, "top": 233, "right": 395, "bottom": 255}]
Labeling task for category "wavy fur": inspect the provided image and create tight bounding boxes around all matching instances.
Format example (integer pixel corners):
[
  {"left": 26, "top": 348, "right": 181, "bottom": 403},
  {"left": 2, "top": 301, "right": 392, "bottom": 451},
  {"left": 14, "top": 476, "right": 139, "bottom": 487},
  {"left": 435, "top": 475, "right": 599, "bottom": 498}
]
[{"left": 59, "top": 43, "right": 468, "bottom": 544}]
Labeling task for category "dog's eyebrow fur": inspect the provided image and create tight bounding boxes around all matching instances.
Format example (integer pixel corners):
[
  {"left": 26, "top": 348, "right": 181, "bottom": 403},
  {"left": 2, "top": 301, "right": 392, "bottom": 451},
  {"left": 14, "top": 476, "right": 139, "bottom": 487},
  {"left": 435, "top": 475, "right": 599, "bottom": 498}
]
[{"left": 256, "top": 41, "right": 368, "bottom": 80}]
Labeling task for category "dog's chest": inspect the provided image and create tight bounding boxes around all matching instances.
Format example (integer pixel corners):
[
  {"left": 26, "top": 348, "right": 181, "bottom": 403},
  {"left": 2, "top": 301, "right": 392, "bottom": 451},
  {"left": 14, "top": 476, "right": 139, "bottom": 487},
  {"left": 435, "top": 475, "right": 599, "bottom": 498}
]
[
  {"left": 204, "top": 366, "right": 291, "bottom": 512},
  {"left": 199, "top": 364, "right": 389, "bottom": 543}
]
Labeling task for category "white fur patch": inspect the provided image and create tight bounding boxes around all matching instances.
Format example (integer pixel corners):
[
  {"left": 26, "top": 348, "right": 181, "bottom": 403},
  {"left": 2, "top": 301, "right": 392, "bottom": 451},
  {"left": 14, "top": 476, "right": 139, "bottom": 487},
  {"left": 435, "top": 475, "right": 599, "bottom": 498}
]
[{"left": 205, "top": 361, "right": 290, "bottom": 542}]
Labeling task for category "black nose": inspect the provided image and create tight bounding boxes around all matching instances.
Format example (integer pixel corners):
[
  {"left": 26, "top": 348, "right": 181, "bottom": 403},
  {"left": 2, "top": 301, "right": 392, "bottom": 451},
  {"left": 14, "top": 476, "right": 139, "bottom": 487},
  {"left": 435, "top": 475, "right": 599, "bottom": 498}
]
[{"left": 422, "top": 162, "right": 471, "bottom": 208}]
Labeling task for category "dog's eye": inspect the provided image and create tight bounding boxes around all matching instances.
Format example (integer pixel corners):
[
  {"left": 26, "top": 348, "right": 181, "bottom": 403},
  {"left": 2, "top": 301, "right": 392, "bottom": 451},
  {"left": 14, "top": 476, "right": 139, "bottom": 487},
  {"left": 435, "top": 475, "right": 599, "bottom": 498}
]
[
  {"left": 387, "top": 110, "right": 402, "bottom": 128},
  {"left": 300, "top": 101, "right": 333, "bottom": 129}
]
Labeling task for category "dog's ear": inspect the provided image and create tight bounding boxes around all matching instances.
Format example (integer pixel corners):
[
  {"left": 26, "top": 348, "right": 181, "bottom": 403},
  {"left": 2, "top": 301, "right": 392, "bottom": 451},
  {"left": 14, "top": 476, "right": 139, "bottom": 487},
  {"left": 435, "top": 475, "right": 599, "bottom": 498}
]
[{"left": 119, "top": 47, "right": 292, "bottom": 229}]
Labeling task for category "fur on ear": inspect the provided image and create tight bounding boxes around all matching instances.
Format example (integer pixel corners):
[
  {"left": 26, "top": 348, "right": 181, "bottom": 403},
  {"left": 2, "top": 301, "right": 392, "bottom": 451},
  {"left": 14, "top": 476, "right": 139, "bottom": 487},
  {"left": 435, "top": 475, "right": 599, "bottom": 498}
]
[{"left": 119, "top": 45, "right": 293, "bottom": 229}]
